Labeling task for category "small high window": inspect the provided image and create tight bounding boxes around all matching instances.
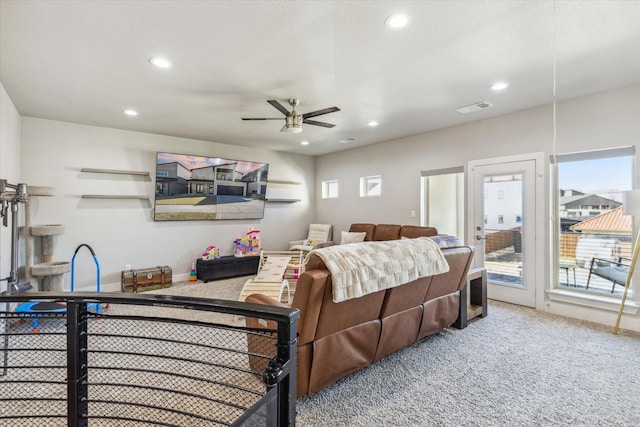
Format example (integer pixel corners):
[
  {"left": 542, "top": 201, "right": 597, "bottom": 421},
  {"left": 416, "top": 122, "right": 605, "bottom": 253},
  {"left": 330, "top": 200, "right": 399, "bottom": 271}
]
[
  {"left": 360, "top": 175, "right": 382, "bottom": 197},
  {"left": 322, "top": 180, "right": 339, "bottom": 199}
]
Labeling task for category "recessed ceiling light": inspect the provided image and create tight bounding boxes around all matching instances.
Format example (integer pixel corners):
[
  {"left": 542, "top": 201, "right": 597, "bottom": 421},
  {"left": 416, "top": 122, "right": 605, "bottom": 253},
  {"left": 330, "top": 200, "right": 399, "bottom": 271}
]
[
  {"left": 123, "top": 109, "right": 139, "bottom": 116},
  {"left": 149, "top": 56, "right": 173, "bottom": 69},
  {"left": 491, "top": 82, "right": 509, "bottom": 91},
  {"left": 385, "top": 14, "right": 411, "bottom": 29},
  {"left": 300, "top": 140, "right": 310, "bottom": 146},
  {"left": 338, "top": 137, "right": 356, "bottom": 144},
  {"left": 368, "top": 120, "right": 379, "bottom": 127}
]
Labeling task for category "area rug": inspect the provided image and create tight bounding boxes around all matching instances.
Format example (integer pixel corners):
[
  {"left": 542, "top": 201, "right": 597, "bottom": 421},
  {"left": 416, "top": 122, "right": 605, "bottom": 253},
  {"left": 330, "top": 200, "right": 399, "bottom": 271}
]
[{"left": 151, "top": 278, "right": 640, "bottom": 426}]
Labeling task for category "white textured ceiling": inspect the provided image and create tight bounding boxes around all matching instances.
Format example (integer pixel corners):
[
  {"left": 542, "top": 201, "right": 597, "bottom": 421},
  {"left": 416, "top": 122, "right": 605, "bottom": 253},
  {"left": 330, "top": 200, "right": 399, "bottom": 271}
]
[{"left": 1, "top": 1, "right": 639, "bottom": 156}]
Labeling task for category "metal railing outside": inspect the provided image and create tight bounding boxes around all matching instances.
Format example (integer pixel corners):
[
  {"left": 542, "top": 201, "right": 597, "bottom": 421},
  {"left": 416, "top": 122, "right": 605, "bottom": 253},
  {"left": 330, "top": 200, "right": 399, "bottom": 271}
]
[
  {"left": 0, "top": 292, "right": 298, "bottom": 426},
  {"left": 559, "top": 232, "right": 632, "bottom": 295}
]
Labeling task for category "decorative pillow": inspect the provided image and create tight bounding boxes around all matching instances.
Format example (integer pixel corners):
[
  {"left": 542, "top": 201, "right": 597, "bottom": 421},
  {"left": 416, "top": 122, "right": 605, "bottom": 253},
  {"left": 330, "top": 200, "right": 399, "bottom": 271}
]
[{"left": 340, "top": 231, "right": 367, "bottom": 245}]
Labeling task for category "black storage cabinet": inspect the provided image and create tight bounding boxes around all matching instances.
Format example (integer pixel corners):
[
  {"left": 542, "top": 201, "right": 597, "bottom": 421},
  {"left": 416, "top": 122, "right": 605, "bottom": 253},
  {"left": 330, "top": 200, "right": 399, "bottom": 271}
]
[{"left": 196, "top": 256, "right": 260, "bottom": 282}]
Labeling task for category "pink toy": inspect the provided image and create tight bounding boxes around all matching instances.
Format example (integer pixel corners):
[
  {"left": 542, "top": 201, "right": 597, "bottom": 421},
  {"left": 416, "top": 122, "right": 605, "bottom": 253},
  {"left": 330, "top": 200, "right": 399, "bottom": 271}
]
[
  {"left": 202, "top": 245, "right": 220, "bottom": 260},
  {"left": 234, "top": 229, "right": 261, "bottom": 256}
]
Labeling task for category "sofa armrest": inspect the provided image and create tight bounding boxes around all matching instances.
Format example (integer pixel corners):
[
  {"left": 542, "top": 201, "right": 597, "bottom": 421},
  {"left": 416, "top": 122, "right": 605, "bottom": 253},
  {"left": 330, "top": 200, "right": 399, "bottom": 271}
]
[
  {"left": 245, "top": 270, "right": 331, "bottom": 347},
  {"left": 245, "top": 293, "right": 290, "bottom": 309},
  {"left": 245, "top": 293, "right": 290, "bottom": 329}
]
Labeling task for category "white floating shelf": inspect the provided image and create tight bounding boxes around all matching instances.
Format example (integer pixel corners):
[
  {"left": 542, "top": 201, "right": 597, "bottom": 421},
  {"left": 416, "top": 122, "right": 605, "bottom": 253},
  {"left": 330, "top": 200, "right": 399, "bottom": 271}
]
[
  {"left": 81, "top": 195, "right": 149, "bottom": 200},
  {"left": 81, "top": 168, "right": 150, "bottom": 177},
  {"left": 267, "top": 180, "right": 301, "bottom": 185}
]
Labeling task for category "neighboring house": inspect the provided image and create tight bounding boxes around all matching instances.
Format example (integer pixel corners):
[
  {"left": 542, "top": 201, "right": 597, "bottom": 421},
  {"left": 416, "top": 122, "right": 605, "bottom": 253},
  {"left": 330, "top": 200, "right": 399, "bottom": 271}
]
[
  {"left": 190, "top": 163, "right": 250, "bottom": 197},
  {"left": 568, "top": 206, "right": 631, "bottom": 234},
  {"left": 156, "top": 162, "right": 190, "bottom": 196},
  {"left": 559, "top": 193, "right": 621, "bottom": 219},
  {"left": 568, "top": 206, "right": 632, "bottom": 266},
  {"left": 190, "top": 165, "right": 218, "bottom": 196},
  {"left": 242, "top": 164, "right": 268, "bottom": 196},
  {"left": 158, "top": 162, "right": 256, "bottom": 198},
  {"left": 483, "top": 179, "right": 522, "bottom": 231}
]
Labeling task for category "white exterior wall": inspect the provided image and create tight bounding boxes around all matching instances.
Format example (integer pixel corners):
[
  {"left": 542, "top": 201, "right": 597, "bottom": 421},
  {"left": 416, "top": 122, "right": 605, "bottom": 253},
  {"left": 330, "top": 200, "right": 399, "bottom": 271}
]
[
  {"left": 192, "top": 167, "right": 216, "bottom": 180},
  {"left": 484, "top": 180, "right": 523, "bottom": 231}
]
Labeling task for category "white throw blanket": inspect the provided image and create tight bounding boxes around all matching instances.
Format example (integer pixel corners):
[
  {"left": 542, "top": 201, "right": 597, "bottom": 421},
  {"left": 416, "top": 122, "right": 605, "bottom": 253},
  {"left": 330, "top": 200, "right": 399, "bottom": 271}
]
[{"left": 310, "top": 237, "right": 450, "bottom": 303}]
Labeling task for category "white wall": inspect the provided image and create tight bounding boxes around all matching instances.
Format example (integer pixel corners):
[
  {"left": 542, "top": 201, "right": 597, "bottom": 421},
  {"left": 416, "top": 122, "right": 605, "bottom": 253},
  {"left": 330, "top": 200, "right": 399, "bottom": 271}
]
[
  {"left": 315, "top": 85, "right": 640, "bottom": 330},
  {"left": 20, "top": 117, "right": 315, "bottom": 291},
  {"left": 0, "top": 83, "right": 22, "bottom": 292}
]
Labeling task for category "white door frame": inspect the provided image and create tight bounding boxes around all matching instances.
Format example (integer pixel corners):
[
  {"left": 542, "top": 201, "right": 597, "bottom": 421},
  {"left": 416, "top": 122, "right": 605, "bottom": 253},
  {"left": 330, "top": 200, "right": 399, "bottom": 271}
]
[{"left": 467, "top": 152, "right": 546, "bottom": 310}]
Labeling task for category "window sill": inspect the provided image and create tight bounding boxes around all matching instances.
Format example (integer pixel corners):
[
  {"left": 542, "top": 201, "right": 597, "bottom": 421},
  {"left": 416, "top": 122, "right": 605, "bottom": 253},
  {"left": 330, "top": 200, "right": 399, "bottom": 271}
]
[{"left": 547, "top": 288, "right": 639, "bottom": 315}]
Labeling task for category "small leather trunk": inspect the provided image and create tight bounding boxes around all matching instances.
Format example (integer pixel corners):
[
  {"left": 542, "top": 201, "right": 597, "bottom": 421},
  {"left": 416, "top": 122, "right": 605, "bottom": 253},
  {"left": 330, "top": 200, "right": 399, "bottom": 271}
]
[{"left": 121, "top": 266, "right": 172, "bottom": 293}]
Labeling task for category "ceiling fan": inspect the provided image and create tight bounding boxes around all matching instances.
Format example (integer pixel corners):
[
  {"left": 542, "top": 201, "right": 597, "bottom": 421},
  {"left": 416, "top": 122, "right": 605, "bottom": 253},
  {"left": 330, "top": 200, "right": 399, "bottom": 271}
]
[{"left": 242, "top": 99, "right": 340, "bottom": 133}]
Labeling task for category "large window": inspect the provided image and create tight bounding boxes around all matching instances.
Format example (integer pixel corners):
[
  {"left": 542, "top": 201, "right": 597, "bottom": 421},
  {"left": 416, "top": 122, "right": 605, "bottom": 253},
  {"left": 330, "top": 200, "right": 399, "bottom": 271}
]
[
  {"left": 555, "top": 147, "right": 634, "bottom": 297},
  {"left": 421, "top": 167, "right": 464, "bottom": 240}
]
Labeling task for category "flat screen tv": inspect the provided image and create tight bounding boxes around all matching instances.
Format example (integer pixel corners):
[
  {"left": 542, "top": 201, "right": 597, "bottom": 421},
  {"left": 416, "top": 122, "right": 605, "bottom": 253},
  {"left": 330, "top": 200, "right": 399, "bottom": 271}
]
[{"left": 154, "top": 152, "right": 269, "bottom": 221}]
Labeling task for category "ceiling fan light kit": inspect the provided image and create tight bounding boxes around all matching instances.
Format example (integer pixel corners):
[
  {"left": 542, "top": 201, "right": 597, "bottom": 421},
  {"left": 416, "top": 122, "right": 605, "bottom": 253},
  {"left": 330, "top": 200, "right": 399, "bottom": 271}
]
[
  {"left": 282, "top": 114, "right": 303, "bottom": 133},
  {"left": 242, "top": 98, "right": 340, "bottom": 134}
]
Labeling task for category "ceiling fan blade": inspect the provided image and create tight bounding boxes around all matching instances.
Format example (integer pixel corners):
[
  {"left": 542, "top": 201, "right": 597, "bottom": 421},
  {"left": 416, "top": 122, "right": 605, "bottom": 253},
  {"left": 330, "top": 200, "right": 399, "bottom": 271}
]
[
  {"left": 302, "top": 106, "right": 340, "bottom": 119},
  {"left": 267, "top": 100, "right": 291, "bottom": 116},
  {"left": 303, "top": 119, "right": 335, "bottom": 128},
  {"left": 241, "top": 118, "right": 283, "bottom": 120}
]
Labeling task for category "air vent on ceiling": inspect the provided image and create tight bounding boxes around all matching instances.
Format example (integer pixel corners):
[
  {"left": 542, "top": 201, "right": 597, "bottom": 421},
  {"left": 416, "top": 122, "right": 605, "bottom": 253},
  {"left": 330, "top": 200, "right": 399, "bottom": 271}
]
[
  {"left": 338, "top": 137, "right": 356, "bottom": 144},
  {"left": 456, "top": 101, "right": 494, "bottom": 114}
]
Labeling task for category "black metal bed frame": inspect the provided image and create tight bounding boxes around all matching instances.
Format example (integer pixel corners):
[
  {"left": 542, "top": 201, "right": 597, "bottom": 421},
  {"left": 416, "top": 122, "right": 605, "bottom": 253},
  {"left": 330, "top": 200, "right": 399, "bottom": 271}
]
[{"left": 0, "top": 292, "right": 298, "bottom": 426}]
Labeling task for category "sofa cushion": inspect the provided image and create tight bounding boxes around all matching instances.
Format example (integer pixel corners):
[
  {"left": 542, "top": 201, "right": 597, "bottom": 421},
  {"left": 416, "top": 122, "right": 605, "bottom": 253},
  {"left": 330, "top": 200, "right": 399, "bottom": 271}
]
[
  {"left": 340, "top": 231, "right": 367, "bottom": 244},
  {"left": 400, "top": 225, "right": 438, "bottom": 239},
  {"left": 372, "top": 224, "right": 401, "bottom": 241},
  {"left": 348, "top": 223, "right": 376, "bottom": 241}
]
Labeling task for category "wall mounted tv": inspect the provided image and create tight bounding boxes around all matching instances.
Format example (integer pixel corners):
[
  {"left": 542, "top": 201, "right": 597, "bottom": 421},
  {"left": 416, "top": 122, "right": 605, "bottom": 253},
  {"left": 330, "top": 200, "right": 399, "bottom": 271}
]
[{"left": 154, "top": 152, "right": 269, "bottom": 221}]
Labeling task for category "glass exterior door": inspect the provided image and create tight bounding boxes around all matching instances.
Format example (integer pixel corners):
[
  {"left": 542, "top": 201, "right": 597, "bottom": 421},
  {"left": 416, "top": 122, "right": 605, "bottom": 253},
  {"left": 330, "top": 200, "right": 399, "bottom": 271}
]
[{"left": 470, "top": 159, "right": 536, "bottom": 307}]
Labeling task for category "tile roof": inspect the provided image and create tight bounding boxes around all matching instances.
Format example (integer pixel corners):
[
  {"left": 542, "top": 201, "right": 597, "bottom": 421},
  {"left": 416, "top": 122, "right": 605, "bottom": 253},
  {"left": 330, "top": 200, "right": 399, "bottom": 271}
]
[{"left": 568, "top": 206, "right": 631, "bottom": 233}]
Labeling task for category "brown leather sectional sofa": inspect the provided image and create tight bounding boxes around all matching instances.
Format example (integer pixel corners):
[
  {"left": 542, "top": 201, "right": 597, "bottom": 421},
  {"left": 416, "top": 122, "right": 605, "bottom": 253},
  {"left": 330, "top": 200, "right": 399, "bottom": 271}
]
[{"left": 246, "top": 223, "right": 475, "bottom": 397}]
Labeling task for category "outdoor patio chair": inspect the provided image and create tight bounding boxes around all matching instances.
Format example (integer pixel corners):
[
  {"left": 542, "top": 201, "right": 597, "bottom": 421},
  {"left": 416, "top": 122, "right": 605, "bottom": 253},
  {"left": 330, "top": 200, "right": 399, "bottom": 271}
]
[{"left": 586, "top": 256, "right": 631, "bottom": 293}]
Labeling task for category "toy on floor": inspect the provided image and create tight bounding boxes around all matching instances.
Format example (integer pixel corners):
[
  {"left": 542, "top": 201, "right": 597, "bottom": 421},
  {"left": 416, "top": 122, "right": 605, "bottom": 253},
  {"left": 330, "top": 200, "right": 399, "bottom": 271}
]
[
  {"left": 238, "top": 250, "right": 305, "bottom": 304},
  {"left": 240, "top": 254, "right": 291, "bottom": 304},
  {"left": 15, "top": 243, "right": 106, "bottom": 333},
  {"left": 189, "top": 262, "right": 197, "bottom": 282}
]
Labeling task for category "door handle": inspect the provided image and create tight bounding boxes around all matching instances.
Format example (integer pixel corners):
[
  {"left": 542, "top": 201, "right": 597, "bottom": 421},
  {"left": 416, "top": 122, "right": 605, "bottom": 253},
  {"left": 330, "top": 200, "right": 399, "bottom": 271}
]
[{"left": 475, "top": 235, "right": 487, "bottom": 241}]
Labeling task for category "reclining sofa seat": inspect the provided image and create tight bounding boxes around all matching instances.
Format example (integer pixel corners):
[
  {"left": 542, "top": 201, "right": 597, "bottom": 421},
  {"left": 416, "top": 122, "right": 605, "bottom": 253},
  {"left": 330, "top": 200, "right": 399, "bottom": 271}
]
[{"left": 246, "top": 223, "right": 474, "bottom": 397}]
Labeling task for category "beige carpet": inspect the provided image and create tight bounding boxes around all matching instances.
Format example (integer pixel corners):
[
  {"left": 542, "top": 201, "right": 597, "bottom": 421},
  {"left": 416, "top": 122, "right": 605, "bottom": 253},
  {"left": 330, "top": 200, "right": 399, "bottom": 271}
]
[
  {"left": 143, "top": 276, "right": 249, "bottom": 300},
  {"left": 110, "top": 276, "right": 252, "bottom": 325},
  {"left": 150, "top": 277, "right": 640, "bottom": 426}
]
